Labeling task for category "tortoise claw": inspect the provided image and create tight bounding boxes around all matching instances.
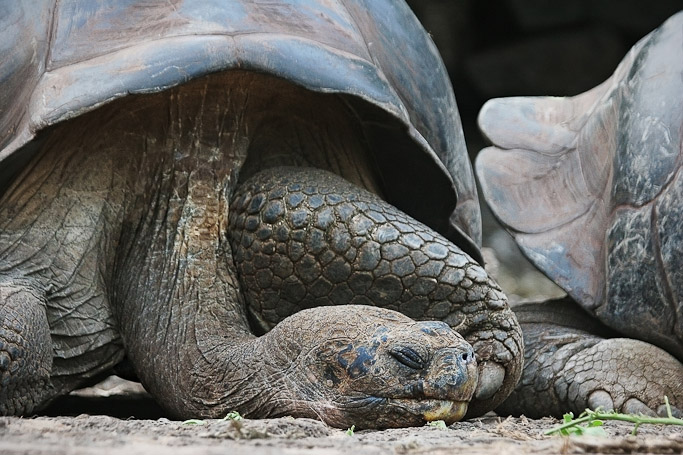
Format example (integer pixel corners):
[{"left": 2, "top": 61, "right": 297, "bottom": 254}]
[{"left": 474, "top": 361, "right": 506, "bottom": 401}]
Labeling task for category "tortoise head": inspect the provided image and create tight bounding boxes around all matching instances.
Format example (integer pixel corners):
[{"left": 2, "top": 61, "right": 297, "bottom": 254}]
[{"left": 264, "top": 305, "right": 477, "bottom": 429}]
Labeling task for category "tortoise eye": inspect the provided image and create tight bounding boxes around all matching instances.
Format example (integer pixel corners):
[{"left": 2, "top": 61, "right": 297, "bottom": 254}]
[{"left": 389, "top": 346, "right": 424, "bottom": 370}]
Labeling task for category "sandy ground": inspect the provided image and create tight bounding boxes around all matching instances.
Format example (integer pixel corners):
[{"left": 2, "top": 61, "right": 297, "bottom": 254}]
[{"left": 2, "top": 377, "right": 682, "bottom": 455}]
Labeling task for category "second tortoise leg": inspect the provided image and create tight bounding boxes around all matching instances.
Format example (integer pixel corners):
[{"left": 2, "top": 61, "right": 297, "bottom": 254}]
[
  {"left": 0, "top": 278, "right": 54, "bottom": 415},
  {"left": 497, "top": 298, "right": 683, "bottom": 418}
]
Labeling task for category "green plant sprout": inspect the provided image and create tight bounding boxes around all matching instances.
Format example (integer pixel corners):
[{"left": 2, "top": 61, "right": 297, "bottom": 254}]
[
  {"left": 181, "top": 419, "right": 206, "bottom": 426},
  {"left": 346, "top": 425, "right": 355, "bottom": 436},
  {"left": 182, "top": 410, "right": 243, "bottom": 426},
  {"left": 427, "top": 420, "right": 447, "bottom": 429},
  {"left": 225, "top": 411, "right": 243, "bottom": 421},
  {"left": 546, "top": 396, "right": 683, "bottom": 436}
]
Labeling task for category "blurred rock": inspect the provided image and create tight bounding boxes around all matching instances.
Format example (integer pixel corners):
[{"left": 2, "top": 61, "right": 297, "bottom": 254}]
[
  {"left": 408, "top": 0, "right": 681, "bottom": 100},
  {"left": 482, "top": 238, "right": 565, "bottom": 303},
  {"left": 506, "top": 0, "right": 683, "bottom": 34},
  {"left": 69, "top": 375, "right": 148, "bottom": 398}
]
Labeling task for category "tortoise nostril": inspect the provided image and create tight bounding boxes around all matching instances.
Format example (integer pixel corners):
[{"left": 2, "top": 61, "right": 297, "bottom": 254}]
[{"left": 461, "top": 350, "right": 475, "bottom": 364}]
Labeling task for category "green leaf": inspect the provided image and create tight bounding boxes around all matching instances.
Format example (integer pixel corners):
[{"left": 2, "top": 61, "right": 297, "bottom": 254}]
[
  {"left": 182, "top": 419, "right": 206, "bottom": 426},
  {"left": 562, "top": 412, "right": 574, "bottom": 424},
  {"left": 346, "top": 425, "right": 355, "bottom": 436},
  {"left": 427, "top": 420, "right": 447, "bottom": 429},
  {"left": 224, "top": 411, "right": 243, "bottom": 421},
  {"left": 581, "top": 426, "right": 608, "bottom": 437},
  {"left": 546, "top": 396, "right": 683, "bottom": 437}
]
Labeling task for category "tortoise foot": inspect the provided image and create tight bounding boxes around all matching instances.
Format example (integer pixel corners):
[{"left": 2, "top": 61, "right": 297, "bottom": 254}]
[
  {"left": 588, "top": 390, "right": 681, "bottom": 418},
  {"left": 0, "top": 279, "right": 54, "bottom": 415},
  {"left": 497, "top": 299, "right": 683, "bottom": 418},
  {"left": 570, "top": 338, "right": 683, "bottom": 417}
]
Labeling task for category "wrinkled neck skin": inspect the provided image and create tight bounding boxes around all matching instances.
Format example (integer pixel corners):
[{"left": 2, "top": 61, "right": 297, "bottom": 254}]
[{"left": 51, "top": 71, "right": 379, "bottom": 417}]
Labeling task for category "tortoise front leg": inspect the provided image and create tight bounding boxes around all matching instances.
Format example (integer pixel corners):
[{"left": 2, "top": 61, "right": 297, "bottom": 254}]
[
  {"left": 0, "top": 278, "right": 54, "bottom": 415},
  {"left": 497, "top": 299, "right": 683, "bottom": 418},
  {"left": 228, "top": 166, "right": 523, "bottom": 417}
]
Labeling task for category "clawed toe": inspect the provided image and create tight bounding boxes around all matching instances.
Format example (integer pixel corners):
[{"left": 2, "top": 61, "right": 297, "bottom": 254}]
[
  {"left": 474, "top": 362, "right": 506, "bottom": 401},
  {"left": 587, "top": 390, "right": 615, "bottom": 412},
  {"left": 496, "top": 305, "right": 683, "bottom": 419},
  {"left": 588, "top": 391, "right": 658, "bottom": 417},
  {"left": 658, "top": 403, "right": 683, "bottom": 418}
]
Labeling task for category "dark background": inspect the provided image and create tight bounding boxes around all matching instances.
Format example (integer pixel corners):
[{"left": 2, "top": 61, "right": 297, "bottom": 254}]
[
  {"left": 407, "top": 0, "right": 681, "bottom": 122},
  {"left": 406, "top": 0, "right": 682, "bottom": 299}
]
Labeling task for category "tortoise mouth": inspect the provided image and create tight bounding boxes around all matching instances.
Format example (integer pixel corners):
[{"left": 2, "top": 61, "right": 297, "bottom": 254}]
[{"left": 381, "top": 398, "right": 469, "bottom": 424}]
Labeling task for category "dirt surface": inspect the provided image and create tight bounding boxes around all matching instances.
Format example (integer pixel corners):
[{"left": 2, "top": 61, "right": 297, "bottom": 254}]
[
  {"left": 3, "top": 410, "right": 683, "bottom": 455},
  {"left": 2, "top": 377, "right": 682, "bottom": 455}
]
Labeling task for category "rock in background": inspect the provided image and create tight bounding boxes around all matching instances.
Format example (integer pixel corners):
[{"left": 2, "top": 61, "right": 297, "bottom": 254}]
[{"left": 406, "top": 0, "right": 682, "bottom": 301}]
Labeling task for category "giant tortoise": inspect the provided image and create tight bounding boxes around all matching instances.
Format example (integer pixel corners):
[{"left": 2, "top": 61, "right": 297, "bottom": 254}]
[
  {"left": 0, "top": 0, "right": 522, "bottom": 428},
  {"left": 476, "top": 11, "right": 683, "bottom": 418}
]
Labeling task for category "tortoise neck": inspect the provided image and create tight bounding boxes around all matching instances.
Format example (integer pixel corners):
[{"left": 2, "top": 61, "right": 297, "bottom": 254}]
[
  {"left": 101, "top": 70, "right": 371, "bottom": 416},
  {"left": 2, "top": 69, "right": 384, "bottom": 417},
  {"left": 106, "top": 80, "right": 253, "bottom": 416}
]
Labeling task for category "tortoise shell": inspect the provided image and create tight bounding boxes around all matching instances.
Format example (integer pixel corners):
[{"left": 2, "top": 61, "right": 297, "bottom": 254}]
[
  {"left": 476, "top": 11, "right": 683, "bottom": 359},
  {"left": 0, "top": 0, "right": 482, "bottom": 263}
]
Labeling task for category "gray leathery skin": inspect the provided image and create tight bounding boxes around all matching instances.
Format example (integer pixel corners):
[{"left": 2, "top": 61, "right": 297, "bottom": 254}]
[
  {"left": 496, "top": 299, "right": 683, "bottom": 418},
  {"left": 0, "top": 281, "right": 53, "bottom": 415}
]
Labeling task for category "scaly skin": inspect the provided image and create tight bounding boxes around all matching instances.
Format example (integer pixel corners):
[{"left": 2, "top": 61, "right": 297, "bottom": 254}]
[
  {"left": 230, "top": 167, "right": 522, "bottom": 417},
  {"left": 0, "top": 71, "right": 521, "bottom": 426},
  {"left": 0, "top": 280, "right": 53, "bottom": 415},
  {"left": 497, "top": 299, "right": 683, "bottom": 418}
]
